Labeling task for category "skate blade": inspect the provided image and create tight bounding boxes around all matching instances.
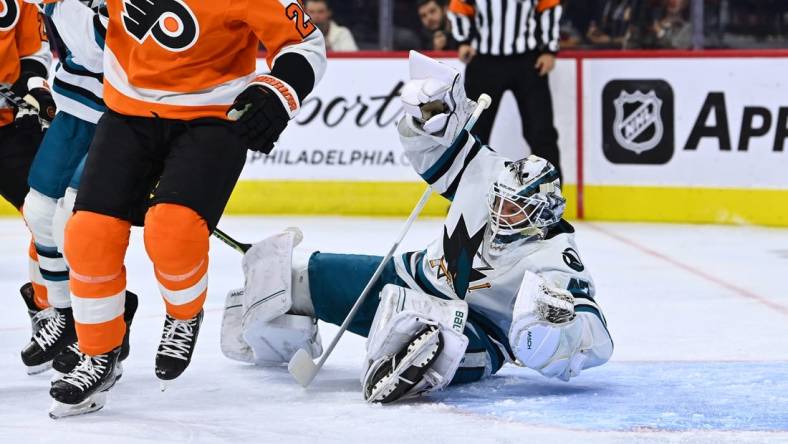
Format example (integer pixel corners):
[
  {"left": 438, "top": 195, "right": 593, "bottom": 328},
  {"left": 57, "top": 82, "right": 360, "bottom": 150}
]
[
  {"left": 26, "top": 362, "right": 52, "bottom": 376},
  {"left": 49, "top": 392, "right": 107, "bottom": 420}
]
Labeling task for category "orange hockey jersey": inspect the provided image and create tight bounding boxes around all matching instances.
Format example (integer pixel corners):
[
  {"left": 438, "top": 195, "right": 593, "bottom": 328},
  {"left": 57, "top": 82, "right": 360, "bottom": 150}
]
[
  {"left": 0, "top": 0, "right": 51, "bottom": 127},
  {"left": 103, "top": 0, "right": 327, "bottom": 120}
]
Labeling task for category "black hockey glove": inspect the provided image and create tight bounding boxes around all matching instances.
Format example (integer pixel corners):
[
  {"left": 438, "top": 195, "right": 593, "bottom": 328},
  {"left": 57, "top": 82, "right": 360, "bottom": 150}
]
[
  {"left": 11, "top": 74, "right": 56, "bottom": 131},
  {"left": 228, "top": 85, "right": 290, "bottom": 154}
]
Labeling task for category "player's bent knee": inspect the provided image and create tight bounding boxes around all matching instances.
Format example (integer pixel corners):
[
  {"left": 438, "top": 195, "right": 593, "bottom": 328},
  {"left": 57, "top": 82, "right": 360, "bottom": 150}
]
[
  {"left": 143, "top": 203, "right": 209, "bottom": 271},
  {"left": 65, "top": 211, "right": 130, "bottom": 277},
  {"left": 23, "top": 189, "right": 57, "bottom": 242}
]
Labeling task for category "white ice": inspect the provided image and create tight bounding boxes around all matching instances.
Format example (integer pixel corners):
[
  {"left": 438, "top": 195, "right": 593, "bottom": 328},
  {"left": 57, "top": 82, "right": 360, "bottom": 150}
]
[{"left": 1, "top": 217, "right": 787, "bottom": 444}]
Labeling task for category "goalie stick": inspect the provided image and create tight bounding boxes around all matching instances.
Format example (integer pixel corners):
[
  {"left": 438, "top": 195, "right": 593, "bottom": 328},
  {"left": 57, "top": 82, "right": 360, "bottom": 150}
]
[{"left": 287, "top": 93, "right": 493, "bottom": 388}]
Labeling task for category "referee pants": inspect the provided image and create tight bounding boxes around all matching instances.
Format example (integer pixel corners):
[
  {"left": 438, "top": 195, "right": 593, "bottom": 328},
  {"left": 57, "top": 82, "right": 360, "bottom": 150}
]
[{"left": 464, "top": 52, "right": 563, "bottom": 182}]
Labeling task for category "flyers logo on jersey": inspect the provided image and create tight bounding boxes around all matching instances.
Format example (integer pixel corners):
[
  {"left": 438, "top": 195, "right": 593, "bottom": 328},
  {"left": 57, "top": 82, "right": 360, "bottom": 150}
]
[
  {"left": 122, "top": 0, "right": 199, "bottom": 52},
  {"left": 0, "top": 0, "right": 20, "bottom": 32}
]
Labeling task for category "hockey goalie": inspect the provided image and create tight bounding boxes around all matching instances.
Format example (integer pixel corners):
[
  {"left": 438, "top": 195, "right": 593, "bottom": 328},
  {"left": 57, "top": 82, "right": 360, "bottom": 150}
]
[{"left": 221, "top": 52, "right": 613, "bottom": 403}]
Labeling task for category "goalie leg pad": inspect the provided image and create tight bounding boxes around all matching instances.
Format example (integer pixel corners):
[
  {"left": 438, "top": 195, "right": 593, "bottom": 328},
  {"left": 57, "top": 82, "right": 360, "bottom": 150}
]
[
  {"left": 242, "top": 312, "right": 322, "bottom": 366},
  {"left": 240, "top": 228, "right": 303, "bottom": 325},
  {"left": 220, "top": 288, "right": 254, "bottom": 363},
  {"left": 364, "top": 325, "right": 443, "bottom": 403},
  {"left": 222, "top": 286, "right": 322, "bottom": 366},
  {"left": 362, "top": 284, "right": 469, "bottom": 403}
]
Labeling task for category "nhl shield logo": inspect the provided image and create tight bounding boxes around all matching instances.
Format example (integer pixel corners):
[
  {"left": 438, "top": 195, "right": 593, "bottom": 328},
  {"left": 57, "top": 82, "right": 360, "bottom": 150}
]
[
  {"left": 613, "top": 90, "right": 663, "bottom": 154},
  {"left": 602, "top": 79, "right": 674, "bottom": 165}
]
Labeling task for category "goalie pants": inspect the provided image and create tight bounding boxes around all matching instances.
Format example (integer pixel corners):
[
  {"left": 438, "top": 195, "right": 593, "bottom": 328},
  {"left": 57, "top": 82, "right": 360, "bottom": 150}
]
[
  {"left": 65, "top": 110, "right": 247, "bottom": 355},
  {"left": 307, "top": 252, "right": 505, "bottom": 384},
  {"left": 0, "top": 122, "right": 48, "bottom": 308}
]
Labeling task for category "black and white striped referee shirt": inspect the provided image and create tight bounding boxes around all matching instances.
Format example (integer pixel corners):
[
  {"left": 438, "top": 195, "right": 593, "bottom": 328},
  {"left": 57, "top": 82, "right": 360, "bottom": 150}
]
[{"left": 448, "top": 0, "right": 563, "bottom": 56}]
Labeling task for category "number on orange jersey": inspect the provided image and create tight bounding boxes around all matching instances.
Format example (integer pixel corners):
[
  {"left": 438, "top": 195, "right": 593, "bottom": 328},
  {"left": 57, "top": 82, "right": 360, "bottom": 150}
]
[{"left": 285, "top": 2, "right": 316, "bottom": 39}]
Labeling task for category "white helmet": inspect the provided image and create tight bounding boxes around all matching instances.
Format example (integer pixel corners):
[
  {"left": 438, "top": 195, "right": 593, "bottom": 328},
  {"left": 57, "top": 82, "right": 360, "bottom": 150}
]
[{"left": 487, "top": 155, "right": 565, "bottom": 247}]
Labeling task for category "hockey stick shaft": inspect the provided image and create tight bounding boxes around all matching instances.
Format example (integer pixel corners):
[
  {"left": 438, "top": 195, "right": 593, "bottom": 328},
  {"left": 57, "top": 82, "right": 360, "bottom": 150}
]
[
  {"left": 0, "top": 85, "right": 38, "bottom": 112},
  {"left": 290, "top": 93, "right": 493, "bottom": 386},
  {"left": 212, "top": 228, "right": 252, "bottom": 254},
  {"left": 310, "top": 185, "right": 433, "bottom": 372}
]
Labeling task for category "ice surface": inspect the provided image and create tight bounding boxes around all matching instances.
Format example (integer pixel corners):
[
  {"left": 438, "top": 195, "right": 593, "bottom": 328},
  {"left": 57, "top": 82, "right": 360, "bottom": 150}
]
[{"left": 1, "top": 217, "right": 786, "bottom": 443}]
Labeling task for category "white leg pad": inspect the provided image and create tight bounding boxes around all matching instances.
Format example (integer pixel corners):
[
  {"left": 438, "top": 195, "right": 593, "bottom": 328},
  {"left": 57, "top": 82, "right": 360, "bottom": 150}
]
[
  {"left": 363, "top": 284, "right": 469, "bottom": 399},
  {"left": 220, "top": 288, "right": 255, "bottom": 364},
  {"left": 241, "top": 228, "right": 303, "bottom": 325},
  {"left": 242, "top": 313, "right": 322, "bottom": 366}
]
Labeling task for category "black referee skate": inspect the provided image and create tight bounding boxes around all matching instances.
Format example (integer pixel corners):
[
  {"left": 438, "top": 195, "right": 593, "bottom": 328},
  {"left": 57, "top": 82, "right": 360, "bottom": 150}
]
[
  {"left": 52, "top": 291, "right": 139, "bottom": 376},
  {"left": 155, "top": 310, "right": 204, "bottom": 383},
  {"left": 49, "top": 347, "right": 121, "bottom": 419},
  {"left": 20, "top": 307, "right": 76, "bottom": 375}
]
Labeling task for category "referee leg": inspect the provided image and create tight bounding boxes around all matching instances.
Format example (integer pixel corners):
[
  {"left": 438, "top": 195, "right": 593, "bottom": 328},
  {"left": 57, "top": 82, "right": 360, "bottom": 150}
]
[
  {"left": 513, "top": 55, "right": 563, "bottom": 183},
  {"left": 463, "top": 55, "right": 507, "bottom": 145}
]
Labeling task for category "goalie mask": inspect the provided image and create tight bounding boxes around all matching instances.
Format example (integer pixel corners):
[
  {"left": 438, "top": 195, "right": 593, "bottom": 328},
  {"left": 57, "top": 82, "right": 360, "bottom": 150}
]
[{"left": 487, "top": 155, "right": 566, "bottom": 248}]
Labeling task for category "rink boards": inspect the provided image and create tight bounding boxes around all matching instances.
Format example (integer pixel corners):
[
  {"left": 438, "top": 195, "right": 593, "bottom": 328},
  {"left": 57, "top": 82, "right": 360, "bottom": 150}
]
[{"left": 2, "top": 51, "right": 785, "bottom": 225}]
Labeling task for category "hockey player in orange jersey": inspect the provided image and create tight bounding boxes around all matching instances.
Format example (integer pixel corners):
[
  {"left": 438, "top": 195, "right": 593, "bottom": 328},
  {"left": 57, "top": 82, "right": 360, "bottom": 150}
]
[
  {"left": 0, "top": 0, "right": 56, "bottom": 371},
  {"left": 49, "top": 0, "right": 327, "bottom": 418}
]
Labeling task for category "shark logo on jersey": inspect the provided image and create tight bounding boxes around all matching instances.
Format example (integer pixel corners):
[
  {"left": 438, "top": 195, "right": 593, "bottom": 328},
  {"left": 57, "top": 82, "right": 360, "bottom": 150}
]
[
  {"left": 442, "top": 216, "right": 487, "bottom": 299},
  {"left": 122, "top": 0, "right": 199, "bottom": 52},
  {"left": 0, "top": 0, "right": 20, "bottom": 31}
]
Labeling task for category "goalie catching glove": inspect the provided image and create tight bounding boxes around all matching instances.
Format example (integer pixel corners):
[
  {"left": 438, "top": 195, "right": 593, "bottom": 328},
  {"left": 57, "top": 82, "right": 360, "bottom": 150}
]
[
  {"left": 228, "top": 75, "right": 298, "bottom": 154},
  {"left": 362, "top": 285, "right": 469, "bottom": 403},
  {"left": 509, "top": 271, "right": 592, "bottom": 381},
  {"left": 400, "top": 51, "right": 476, "bottom": 147}
]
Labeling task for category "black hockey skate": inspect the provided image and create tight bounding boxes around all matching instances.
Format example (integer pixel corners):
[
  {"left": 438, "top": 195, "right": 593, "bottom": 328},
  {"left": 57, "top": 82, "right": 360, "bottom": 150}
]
[
  {"left": 155, "top": 310, "right": 204, "bottom": 382},
  {"left": 49, "top": 347, "right": 121, "bottom": 419},
  {"left": 20, "top": 307, "right": 76, "bottom": 375},
  {"left": 363, "top": 325, "right": 444, "bottom": 404},
  {"left": 19, "top": 282, "right": 55, "bottom": 338},
  {"left": 52, "top": 291, "right": 139, "bottom": 376}
]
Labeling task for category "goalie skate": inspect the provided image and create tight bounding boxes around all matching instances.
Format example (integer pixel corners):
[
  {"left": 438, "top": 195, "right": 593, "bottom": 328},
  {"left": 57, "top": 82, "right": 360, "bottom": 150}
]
[{"left": 363, "top": 325, "right": 443, "bottom": 404}]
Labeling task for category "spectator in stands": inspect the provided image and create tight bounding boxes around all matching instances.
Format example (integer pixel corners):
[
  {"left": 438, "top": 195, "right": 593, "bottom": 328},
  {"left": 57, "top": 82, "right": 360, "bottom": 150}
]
[
  {"left": 417, "top": 0, "right": 459, "bottom": 51},
  {"left": 305, "top": 0, "right": 359, "bottom": 51},
  {"left": 649, "top": 0, "right": 692, "bottom": 49},
  {"left": 585, "top": 0, "right": 639, "bottom": 48}
]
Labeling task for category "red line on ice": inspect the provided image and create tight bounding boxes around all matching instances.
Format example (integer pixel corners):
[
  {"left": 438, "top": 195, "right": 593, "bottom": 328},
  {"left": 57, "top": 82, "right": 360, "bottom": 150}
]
[{"left": 584, "top": 223, "right": 788, "bottom": 317}]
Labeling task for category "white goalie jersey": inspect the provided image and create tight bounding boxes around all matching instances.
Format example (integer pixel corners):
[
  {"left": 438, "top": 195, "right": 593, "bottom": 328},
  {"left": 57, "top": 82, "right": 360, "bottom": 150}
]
[{"left": 391, "top": 117, "right": 613, "bottom": 378}]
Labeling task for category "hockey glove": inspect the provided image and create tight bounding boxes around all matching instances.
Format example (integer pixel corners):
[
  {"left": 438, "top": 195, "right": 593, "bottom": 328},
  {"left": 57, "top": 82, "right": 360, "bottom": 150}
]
[
  {"left": 400, "top": 51, "right": 476, "bottom": 147},
  {"left": 228, "top": 85, "right": 290, "bottom": 154},
  {"left": 11, "top": 75, "right": 56, "bottom": 131}
]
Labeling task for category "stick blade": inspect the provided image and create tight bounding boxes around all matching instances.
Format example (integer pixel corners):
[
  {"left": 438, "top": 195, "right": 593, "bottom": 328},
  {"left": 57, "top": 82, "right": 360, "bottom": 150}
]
[{"left": 288, "top": 348, "right": 318, "bottom": 387}]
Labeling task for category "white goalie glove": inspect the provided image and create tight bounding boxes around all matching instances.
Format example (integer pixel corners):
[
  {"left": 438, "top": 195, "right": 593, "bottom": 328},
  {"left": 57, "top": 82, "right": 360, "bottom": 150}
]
[
  {"left": 362, "top": 284, "right": 469, "bottom": 403},
  {"left": 400, "top": 51, "right": 476, "bottom": 147},
  {"left": 509, "top": 271, "right": 594, "bottom": 381}
]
